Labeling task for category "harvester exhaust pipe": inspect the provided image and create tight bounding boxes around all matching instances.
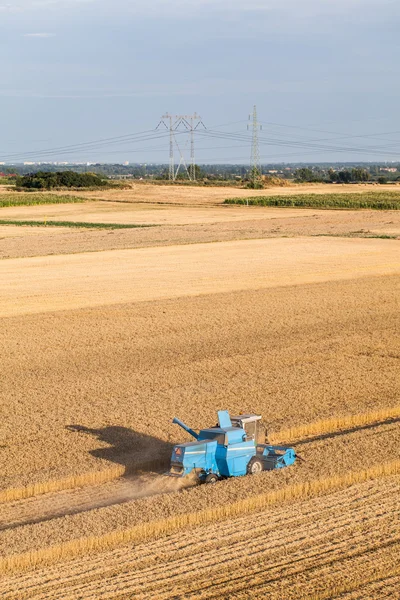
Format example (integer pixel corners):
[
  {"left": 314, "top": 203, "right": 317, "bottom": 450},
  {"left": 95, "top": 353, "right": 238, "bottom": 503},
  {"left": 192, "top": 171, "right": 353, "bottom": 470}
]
[{"left": 172, "top": 417, "right": 199, "bottom": 440}]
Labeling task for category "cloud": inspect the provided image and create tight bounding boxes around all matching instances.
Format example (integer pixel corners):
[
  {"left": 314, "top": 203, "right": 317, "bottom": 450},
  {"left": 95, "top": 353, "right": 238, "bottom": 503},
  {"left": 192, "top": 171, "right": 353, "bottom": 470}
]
[
  {"left": 23, "top": 33, "right": 56, "bottom": 38},
  {"left": 0, "top": 4, "right": 23, "bottom": 11}
]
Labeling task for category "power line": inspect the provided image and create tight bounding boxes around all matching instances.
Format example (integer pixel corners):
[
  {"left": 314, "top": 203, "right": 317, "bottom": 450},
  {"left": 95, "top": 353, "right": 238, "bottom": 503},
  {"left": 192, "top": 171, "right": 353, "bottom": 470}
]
[
  {"left": 1, "top": 117, "right": 400, "bottom": 164},
  {"left": 195, "top": 129, "right": 400, "bottom": 159}
]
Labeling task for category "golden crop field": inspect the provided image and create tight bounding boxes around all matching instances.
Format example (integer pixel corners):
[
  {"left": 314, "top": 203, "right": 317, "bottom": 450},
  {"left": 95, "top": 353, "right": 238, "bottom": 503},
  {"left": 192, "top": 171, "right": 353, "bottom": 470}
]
[{"left": 0, "top": 183, "right": 399, "bottom": 598}]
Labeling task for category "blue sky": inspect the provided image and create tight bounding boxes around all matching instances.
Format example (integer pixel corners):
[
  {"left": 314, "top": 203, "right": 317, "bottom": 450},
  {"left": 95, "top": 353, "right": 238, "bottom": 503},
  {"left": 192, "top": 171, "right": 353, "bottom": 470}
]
[{"left": 1, "top": 0, "right": 400, "bottom": 163}]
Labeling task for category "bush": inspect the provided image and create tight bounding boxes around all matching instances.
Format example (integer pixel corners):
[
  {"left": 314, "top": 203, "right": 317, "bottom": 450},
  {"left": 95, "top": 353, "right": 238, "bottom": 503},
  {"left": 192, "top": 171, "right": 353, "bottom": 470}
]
[{"left": 16, "top": 171, "right": 110, "bottom": 190}]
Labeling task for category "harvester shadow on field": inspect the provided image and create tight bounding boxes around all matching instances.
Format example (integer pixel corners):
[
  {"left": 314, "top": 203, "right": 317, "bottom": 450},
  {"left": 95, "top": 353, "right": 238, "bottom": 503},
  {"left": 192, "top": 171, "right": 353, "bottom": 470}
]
[
  {"left": 66, "top": 424, "right": 173, "bottom": 474},
  {"left": 1, "top": 428, "right": 176, "bottom": 532},
  {"left": 294, "top": 416, "right": 400, "bottom": 447}
]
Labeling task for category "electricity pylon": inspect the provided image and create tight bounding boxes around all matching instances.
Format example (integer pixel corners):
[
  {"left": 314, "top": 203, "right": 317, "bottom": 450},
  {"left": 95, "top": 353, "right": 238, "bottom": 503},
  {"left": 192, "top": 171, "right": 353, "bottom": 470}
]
[
  {"left": 156, "top": 114, "right": 205, "bottom": 181},
  {"left": 248, "top": 105, "right": 262, "bottom": 187}
]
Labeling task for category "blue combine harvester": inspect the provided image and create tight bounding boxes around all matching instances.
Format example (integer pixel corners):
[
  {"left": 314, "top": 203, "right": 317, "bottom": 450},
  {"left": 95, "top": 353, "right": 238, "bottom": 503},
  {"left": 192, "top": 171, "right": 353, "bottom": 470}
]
[{"left": 168, "top": 410, "right": 296, "bottom": 483}]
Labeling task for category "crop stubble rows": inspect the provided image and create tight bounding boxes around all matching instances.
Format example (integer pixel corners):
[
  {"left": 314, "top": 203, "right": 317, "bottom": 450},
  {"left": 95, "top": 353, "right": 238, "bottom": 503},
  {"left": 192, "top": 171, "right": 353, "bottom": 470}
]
[
  {"left": 1, "top": 475, "right": 399, "bottom": 599},
  {"left": 1, "top": 420, "right": 399, "bottom": 563}
]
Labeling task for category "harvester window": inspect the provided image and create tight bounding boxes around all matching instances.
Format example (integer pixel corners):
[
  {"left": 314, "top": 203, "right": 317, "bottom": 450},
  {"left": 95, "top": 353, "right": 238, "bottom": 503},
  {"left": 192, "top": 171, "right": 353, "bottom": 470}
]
[
  {"left": 244, "top": 421, "right": 256, "bottom": 440},
  {"left": 204, "top": 432, "right": 226, "bottom": 445}
]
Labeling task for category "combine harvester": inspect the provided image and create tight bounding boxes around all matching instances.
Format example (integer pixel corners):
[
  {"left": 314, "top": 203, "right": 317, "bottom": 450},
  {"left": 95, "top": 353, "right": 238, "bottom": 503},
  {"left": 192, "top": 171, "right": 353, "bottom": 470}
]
[{"left": 168, "top": 410, "right": 297, "bottom": 483}]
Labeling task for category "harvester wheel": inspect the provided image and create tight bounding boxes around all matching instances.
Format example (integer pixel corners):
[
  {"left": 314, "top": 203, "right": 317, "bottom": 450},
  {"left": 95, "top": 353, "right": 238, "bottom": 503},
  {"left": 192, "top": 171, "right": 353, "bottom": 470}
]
[
  {"left": 247, "top": 457, "right": 264, "bottom": 475},
  {"left": 205, "top": 473, "right": 218, "bottom": 484}
]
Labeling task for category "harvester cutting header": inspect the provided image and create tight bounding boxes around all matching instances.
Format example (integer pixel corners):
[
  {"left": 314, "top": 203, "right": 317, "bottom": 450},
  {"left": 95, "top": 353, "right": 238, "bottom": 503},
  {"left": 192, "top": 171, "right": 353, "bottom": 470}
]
[{"left": 168, "top": 410, "right": 297, "bottom": 483}]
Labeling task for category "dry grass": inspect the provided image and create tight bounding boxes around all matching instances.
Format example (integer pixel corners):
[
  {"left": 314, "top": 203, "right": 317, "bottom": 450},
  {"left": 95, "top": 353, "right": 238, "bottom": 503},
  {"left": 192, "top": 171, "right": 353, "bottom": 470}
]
[
  {"left": 0, "top": 196, "right": 399, "bottom": 260},
  {"left": 1, "top": 459, "right": 399, "bottom": 576},
  {"left": 270, "top": 405, "right": 400, "bottom": 444}
]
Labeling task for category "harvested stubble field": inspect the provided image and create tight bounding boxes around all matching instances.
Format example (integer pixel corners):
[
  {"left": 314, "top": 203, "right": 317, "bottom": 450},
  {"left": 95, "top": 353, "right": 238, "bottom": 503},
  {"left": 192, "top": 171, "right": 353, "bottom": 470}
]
[
  {"left": 1, "top": 186, "right": 400, "bottom": 260},
  {"left": 0, "top": 182, "right": 399, "bottom": 597},
  {"left": 1, "top": 474, "right": 399, "bottom": 599}
]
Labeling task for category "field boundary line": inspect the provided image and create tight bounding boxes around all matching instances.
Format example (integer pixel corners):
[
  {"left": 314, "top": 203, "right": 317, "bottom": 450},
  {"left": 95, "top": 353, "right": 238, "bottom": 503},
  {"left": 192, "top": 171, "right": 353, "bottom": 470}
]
[
  {"left": 1, "top": 458, "right": 399, "bottom": 575},
  {"left": 270, "top": 405, "right": 400, "bottom": 444}
]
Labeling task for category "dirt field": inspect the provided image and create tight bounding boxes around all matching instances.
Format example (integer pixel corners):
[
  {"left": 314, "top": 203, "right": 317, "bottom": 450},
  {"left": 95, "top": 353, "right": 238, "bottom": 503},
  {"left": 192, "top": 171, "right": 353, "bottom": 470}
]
[{"left": 0, "top": 182, "right": 399, "bottom": 597}]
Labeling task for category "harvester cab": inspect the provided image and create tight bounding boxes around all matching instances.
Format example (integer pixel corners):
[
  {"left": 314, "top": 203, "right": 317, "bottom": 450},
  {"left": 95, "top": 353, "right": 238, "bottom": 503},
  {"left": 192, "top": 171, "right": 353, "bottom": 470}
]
[
  {"left": 230, "top": 414, "right": 266, "bottom": 444},
  {"left": 168, "top": 410, "right": 296, "bottom": 483}
]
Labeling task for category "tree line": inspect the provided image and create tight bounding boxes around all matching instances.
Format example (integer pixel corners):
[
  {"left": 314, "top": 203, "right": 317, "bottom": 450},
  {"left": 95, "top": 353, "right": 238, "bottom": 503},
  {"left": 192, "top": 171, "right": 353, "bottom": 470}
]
[
  {"left": 294, "top": 167, "right": 398, "bottom": 185},
  {"left": 16, "top": 171, "right": 110, "bottom": 190}
]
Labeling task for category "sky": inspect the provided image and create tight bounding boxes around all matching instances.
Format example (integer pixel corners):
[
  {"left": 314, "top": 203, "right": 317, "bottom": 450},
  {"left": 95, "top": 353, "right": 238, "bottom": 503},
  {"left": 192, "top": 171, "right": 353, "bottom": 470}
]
[{"left": 1, "top": 0, "right": 400, "bottom": 164}]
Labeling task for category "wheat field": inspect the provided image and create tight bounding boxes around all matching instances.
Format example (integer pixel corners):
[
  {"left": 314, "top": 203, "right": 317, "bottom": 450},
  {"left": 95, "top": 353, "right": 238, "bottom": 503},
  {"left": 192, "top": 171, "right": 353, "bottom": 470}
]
[{"left": 0, "top": 184, "right": 399, "bottom": 597}]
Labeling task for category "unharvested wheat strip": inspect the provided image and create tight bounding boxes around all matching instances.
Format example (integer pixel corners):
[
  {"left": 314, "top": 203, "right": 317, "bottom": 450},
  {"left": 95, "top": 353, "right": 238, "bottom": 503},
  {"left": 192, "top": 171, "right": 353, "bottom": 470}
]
[
  {"left": 0, "top": 467, "right": 125, "bottom": 504},
  {"left": 270, "top": 405, "right": 400, "bottom": 444},
  {"left": 1, "top": 458, "right": 399, "bottom": 576},
  {"left": 0, "top": 458, "right": 168, "bottom": 504}
]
